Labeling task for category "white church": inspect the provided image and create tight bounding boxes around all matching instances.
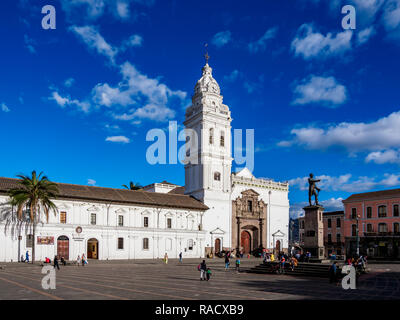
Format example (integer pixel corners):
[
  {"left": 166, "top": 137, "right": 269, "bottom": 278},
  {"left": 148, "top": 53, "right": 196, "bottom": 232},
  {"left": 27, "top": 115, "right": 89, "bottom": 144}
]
[{"left": 0, "top": 60, "right": 289, "bottom": 262}]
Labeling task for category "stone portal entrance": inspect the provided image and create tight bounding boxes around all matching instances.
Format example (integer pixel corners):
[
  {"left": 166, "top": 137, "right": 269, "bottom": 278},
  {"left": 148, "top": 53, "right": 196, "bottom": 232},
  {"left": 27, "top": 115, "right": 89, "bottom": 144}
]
[
  {"left": 241, "top": 231, "right": 251, "bottom": 253},
  {"left": 232, "top": 189, "right": 267, "bottom": 253},
  {"left": 87, "top": 238, "right": 99, "bottom": 259}
]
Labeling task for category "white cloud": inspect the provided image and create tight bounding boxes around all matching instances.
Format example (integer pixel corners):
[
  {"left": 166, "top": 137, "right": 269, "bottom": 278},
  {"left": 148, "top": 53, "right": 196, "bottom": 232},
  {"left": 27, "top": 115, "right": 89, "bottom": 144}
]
[
  {"left": 224, "top": 70, "right": 241, "bottom": 83},
  {"left": 121, "top": 34, "right": 143, "bottom": 50},
  {"left": 1, "top": 103, "right": 10, "bottom": 113},
  {"left": 289, "top": 173, "right": 400, "bottom": 195},
  {"left": 279, "top": 110, "right": 400, "bottom": 155},
  {"left": 70, "top": 25, "right": 118, "bottom": 63},
  {"left": 93, "top": 61, "right": 186, "bottom": 122},
  {"left": 64, "top": 78, "right": 75, "bottom": 88},
  {"left": 357, "top": 26, "right": 376, "bottom": 45},
  {"left": 87, "top": 179, "right": 96, "bottom": 185},
  {"left": 292, "top": 75, "right": 347, "bottom": 107},
  {"left": 290, "top": 197, "right": 344, "bottom": 218},
  {"left": 50, "top": 91, "right": 90, "bottom": 113},
  {"left": 105, "top": 135, "right": 130, "bottom": 143},
  {"left": 60, "top": 0, "right": 155, "bottom": 21},
  {"left": 248, "top": 27, "right": 278, "bottom": 53},
  {"left": 382, "top": 0, "right": 400, "bottom": 39},
  {"left": 366, "top": 149, "right": 400, "bottom": 164},
  {"left": 291, "top": 24, "right": 352, "bottom": 60},
  {"left": 212, "top": 31, "right": 232, "bottom": 48},
  {"left": 24, "top": 34, "right": 36, "bottom": 54}
]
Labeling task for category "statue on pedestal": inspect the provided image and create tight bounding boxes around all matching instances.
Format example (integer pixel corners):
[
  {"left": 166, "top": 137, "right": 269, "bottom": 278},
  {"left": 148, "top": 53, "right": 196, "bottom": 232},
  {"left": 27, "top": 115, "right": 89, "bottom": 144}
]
[{"left": 308, "top": 173, "right": 321, "bottom": 206}]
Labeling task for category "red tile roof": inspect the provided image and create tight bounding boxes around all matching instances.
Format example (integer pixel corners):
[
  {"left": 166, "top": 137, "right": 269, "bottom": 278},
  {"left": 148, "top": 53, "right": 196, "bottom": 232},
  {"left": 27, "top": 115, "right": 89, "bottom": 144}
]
[
  {"left": 343, "top": 188, "right": 400, "bottom": 203},
  {"left": 0, "top": 177, "right": 208, "bottom": 211}
]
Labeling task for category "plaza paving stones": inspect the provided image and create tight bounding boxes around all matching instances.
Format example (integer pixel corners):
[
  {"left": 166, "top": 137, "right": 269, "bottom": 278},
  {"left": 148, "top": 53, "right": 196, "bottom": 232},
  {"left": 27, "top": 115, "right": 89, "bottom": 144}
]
[{"left": 0, "top": 259, "right": 399, "bottom": 300}]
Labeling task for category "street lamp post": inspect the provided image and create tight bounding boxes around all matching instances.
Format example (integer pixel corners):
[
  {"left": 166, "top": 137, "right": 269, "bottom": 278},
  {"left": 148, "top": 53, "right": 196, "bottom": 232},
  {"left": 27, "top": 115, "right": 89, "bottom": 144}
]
[{"left": 356, "top": 214, "right": 360, "bottom": 256}]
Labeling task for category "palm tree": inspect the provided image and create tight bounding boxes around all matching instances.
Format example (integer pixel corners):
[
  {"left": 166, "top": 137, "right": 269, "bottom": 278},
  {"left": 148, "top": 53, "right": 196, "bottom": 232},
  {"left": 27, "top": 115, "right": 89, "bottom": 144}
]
[
  {"left": 8, "top": 171, "right": 59, "bottom": 264},
  {"left": 122, "top": 181, "right": 142, "bottom": 190}
]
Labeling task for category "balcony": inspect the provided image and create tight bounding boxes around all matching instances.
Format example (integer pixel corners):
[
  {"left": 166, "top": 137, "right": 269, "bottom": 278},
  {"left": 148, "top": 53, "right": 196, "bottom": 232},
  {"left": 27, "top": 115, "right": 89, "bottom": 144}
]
[{"left": 363, "top": 232, "right": 400, "bottom": 237}]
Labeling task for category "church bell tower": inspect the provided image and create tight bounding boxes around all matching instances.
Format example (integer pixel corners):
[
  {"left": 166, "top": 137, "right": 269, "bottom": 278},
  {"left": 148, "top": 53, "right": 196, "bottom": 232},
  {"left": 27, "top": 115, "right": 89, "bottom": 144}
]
[{"left": 184, "top": 51, "right": 233, "bottom": 254}]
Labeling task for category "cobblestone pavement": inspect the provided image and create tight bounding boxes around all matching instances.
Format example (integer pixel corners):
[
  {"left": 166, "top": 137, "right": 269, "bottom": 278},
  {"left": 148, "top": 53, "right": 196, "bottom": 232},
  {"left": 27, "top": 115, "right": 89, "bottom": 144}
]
[{"left": 0, "top": 259, "right": 399, "bottom": 300}]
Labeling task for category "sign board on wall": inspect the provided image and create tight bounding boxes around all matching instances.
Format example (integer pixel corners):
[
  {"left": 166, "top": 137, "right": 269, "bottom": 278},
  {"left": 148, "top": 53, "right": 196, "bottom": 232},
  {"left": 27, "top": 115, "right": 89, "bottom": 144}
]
[{"left": 37, "top": 236, "right": 54, "bottom": 245}]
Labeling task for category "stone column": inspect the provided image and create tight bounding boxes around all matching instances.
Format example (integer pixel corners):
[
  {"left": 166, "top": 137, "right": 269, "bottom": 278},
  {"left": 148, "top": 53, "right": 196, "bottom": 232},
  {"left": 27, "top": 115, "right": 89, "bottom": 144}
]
[
  {"left": 259, "top": 219, "right": 263, "bottom": 249},
  {"left": 303, "top": 205, "right": 325, "bottom": 259}
]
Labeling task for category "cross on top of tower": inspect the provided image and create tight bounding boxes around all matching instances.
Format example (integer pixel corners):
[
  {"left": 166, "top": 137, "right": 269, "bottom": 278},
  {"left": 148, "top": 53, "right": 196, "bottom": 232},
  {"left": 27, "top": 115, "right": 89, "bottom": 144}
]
[{"left": 204, "top": 43, "right": 210, "bottom": 65}]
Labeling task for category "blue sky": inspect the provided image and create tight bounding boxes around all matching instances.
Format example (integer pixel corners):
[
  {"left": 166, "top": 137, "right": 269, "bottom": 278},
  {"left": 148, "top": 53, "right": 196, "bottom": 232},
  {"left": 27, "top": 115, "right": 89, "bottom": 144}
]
[{"left": 1, "top": 0, "right": 400, "bottom": 217}]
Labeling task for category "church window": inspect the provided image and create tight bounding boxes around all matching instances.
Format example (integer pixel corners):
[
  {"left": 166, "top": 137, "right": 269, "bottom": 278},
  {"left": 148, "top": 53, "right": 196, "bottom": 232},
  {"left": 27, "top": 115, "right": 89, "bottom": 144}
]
[
  {"left": 188, "top": 239, "right": 194, "bottom": 251},
  {"left": 118, "top": 215, "right": 124, "bottom": 227},
  {"left": 209, "top": 128, "right": 214, "bottom": 145},
  {"left": 143, "top": 238, "right": 149, "bottom": 250},
  {"left": 60, "top": 211, "right": 67, "bottom": 224},
  {"left": 220, "top": 132, "right": 225, "bottom": 147},
  {"left": 90, "top": 213, "right": 96, "bottom": 225},
  {"left": 214, "top": 172, "right": 220, "bottom": 181},
  {"left": 247, "top": 200, "right": 253, "bottom": 212},
  {"left": 144, "top": 217, "right": 149, "bottom": 228},
  {"left": 167, "top": 218, "right": 172, "bottom": 229},
  {"left": 118, "top": 238, "right": 124, "bottom": 250}
]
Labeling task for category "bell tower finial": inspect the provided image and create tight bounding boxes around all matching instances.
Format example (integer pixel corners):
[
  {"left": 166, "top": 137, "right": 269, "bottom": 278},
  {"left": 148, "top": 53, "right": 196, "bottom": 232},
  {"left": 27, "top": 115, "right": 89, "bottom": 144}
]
[{"left": 204, "top": 43, "right": 210, "bottom": 65}]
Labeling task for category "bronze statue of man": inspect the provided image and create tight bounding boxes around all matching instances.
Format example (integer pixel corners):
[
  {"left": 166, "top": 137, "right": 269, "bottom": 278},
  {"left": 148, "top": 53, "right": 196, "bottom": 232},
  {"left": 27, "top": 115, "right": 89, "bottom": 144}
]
[{"left": 308, "top": 173, "right": 321, "bottom": 206}]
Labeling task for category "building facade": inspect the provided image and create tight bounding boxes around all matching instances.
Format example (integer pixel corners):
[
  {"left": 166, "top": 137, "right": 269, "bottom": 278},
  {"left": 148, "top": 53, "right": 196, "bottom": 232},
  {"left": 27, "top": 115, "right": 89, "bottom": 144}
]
[
  {"left": 0, "top": 178, "right": 207, "bottom": 262},
  {"left": 0, "top": 60, "right": 290, "bottom": 262},
  {"left": 343, "top": 189, "right": 400, "bottom": 259}
]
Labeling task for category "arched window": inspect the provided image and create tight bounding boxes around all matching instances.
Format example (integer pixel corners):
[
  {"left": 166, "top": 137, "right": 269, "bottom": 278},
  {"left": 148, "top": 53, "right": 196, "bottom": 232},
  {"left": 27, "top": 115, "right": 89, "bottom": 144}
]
[
  {"left": 214, "top": 172, "right": 221, "bottom": 181},
  {"left": 378, "top": 206, "right": 387, "bottom": 218},
  {"left": 367, "top": 224, "right": 373, "bottom": 232},
  {"left": 209, "top": 128, "right": 214, "bottom": 145},
  {"left": 351, "top": 224, "right": 357, "bottom": 236},
  {"left": 143, "top": 238, "right": 149, "bottom": 250},
  {"left": 220, "top": 131, "right": 225, "bottom": 147},
  {"left": 336, "top": 233, "right": 341, "bottom": 243},
  {"left": 394, "top": 223, "right": 400, "bottom": 234}
]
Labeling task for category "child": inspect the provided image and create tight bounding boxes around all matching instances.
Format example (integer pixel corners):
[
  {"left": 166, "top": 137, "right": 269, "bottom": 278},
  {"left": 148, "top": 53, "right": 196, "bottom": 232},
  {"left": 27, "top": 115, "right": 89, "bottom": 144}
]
[
  {"left": 235, "top": 258, "right": 241, "bottom": 272},
  {"left": 206, "top": 268, "right": 212, "bottom": 281}
]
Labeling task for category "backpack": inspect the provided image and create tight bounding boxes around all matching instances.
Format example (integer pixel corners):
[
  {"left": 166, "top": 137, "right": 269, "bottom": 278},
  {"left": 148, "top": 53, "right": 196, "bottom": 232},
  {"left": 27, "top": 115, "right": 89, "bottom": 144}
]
[{"left": 197, "top": 264, "right": 201, "bottom": 271}]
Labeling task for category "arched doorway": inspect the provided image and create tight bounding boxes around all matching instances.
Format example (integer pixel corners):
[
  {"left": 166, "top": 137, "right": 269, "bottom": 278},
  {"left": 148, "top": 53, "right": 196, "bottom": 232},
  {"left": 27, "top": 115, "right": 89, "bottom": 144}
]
[
  {"left": 57, "top": 236, "right": 69, "bottom": 260},
  {"left": 275, "top": 240, "right": 281, "bottom": 255},
  {"left": 87, "top": 238, "right": 99, "bottom": 259},
  {"left": 241, "top": 231, "right": 251, "bottom": 254},
  {"left": 215, "top": 238, "right": 221, "bottom": 254}
]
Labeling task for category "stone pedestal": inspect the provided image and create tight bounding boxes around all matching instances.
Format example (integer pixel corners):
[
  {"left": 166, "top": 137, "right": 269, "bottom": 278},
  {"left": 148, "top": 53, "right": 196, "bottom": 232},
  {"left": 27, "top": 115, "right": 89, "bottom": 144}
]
[{"left": 303, "top": 205, "right": 325, "bottom": 259}]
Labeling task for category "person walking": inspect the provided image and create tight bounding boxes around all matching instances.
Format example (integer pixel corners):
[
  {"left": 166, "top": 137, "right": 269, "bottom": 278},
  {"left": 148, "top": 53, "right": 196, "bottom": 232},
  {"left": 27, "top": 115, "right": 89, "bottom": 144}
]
[
  {"left": 329, "top": 261, "right": 339, "bottom": 285},
  {"left": 25, "top": 251, "right": 29, "bottom": 263},
  {"left": 206, "top": 268, "right": 212, "bottom": 281},
  {"left": 76, "top": 255, "right": 80, "bottom": 266},
  {"left": 179, "top": 252, "right": 182, "bottom": 263},
  {"left": 54, "top": 255, "right": 60, "bottom": 270},
  {"left": 235, "top": 257, "right": 241, "bottom": 273},
  {"left": 279, "top": 256, "right": 286, "bottom": 274},
  {"left": 225, "top": 255, "right": 230, "bottom": 271},
  {"left": 199, "top": 260, "right": 207, "bottom": 281},
  {"left": 81, "top": 254, "right": 86, "bottom": 266},
  {"left": 164, "top": 253, "right": 168, "bottom": 264}
]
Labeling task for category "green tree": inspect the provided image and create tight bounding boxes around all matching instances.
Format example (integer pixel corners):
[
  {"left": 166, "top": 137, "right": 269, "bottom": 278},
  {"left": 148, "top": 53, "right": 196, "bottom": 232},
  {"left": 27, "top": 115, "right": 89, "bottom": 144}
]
[
  {"left": 8, "top": 171, "right": 59, "bottom": 264},
  {"left": 122, "top": 181, "right": 142, "bottom": 190}
]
